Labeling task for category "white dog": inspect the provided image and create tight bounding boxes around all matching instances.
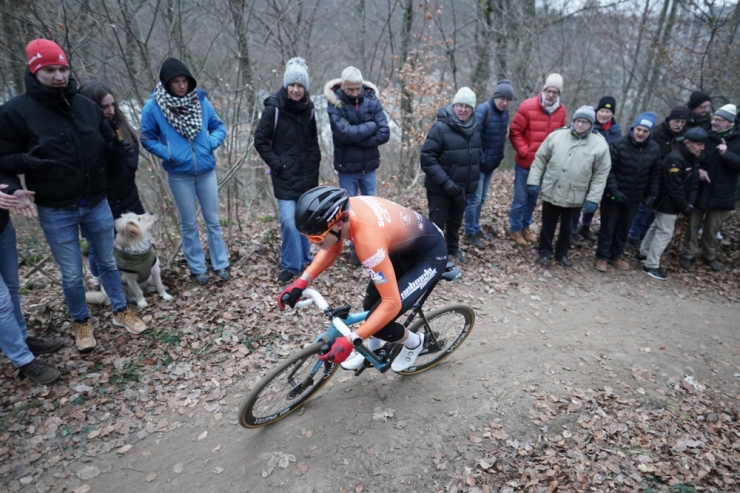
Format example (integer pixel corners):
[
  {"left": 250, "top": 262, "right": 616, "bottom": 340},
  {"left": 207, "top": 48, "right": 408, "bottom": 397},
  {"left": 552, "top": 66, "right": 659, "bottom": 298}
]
[{"left": 86, "top": 212, "right": 173, "bottom": 307}]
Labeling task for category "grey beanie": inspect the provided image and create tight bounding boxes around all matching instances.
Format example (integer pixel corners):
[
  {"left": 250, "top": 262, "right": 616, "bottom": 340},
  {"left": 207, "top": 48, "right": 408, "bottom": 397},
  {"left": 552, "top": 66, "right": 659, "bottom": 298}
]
[
  {"left": 492, "top": 79, "right": 514, "bottom": 100},
  {"left": 572, "top": 105, "right": 596, "bottom": 125},
  {"left": 283, "top": 57, "right": 310, "bottom": 91},
  {"left": 714, "top": 104, "right": 737, "bottom": 122},
  {"left": 452, "top": 87, "right": 476, "bottom": 108}
]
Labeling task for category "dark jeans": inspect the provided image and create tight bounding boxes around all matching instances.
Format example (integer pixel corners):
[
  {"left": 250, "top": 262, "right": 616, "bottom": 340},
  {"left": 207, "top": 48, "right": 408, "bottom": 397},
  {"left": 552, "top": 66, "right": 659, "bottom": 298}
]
[
  {"left": 427, "top": 190, "right": 466, "bottom": 255},
  {"left": 628, "top": 201, "right": 655, "bottom": 240},
  {"left": 596, "top": 200, "right": 639, "bottom": 260},
  {"left": 538, "top": 201, "right": 579, "bottom": 259}
]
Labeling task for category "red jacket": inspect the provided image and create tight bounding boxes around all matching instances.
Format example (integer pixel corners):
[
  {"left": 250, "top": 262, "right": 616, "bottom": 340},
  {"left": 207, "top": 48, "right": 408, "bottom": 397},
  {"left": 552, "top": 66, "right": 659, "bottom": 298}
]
[{"left": 509, "top": 93, "right": 567, "bottom": 169}]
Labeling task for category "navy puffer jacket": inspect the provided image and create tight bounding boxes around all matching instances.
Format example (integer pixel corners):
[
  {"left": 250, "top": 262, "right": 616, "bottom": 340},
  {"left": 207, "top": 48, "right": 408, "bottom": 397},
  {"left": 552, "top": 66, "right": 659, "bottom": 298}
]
[
  {"left": 420, "top": 106, "right": 482, "bottom": 195},
  {"left": 325, "top": 79, "right": 390, "bottom": 174},
  {"left": 474, "top": 99, "right": 508, "bottom": 173},
  {"left": 605, "top": 134, "right": 662, "bottom": 204}
]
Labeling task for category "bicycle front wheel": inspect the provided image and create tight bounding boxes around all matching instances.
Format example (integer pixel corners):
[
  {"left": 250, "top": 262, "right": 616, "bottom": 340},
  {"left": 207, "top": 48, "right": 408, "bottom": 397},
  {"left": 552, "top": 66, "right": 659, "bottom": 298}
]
[
  {"left": 396, "top": 303, "right": 475, "bottom": 375},
  {"left": 238, "top": 342, "right": 338, "bottom": 428}
]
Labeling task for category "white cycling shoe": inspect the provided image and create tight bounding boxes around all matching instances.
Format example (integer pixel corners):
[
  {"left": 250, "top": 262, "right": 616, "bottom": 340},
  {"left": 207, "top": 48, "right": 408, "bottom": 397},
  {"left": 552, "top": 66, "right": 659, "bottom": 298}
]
[
  {"left": 391, "top": 333, "right": 425, "bottom": 372},
  {"left": 340, "top": 350, "right": 366, "bottom": 371}
]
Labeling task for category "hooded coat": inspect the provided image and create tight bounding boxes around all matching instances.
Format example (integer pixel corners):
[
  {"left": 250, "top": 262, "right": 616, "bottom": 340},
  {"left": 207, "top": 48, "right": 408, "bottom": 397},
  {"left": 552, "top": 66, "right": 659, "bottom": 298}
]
[{"left": 474, "top": 98, "right": 509, "bottom": 173}]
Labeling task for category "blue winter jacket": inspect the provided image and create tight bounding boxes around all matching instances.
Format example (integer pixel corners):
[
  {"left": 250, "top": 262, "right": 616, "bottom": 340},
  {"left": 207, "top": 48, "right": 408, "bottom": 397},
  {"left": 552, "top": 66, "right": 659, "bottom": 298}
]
[
  {"left": 324, "top": 79, "right": 390, "bottom": 174},
  {"left": 474, "top": 99, "right": 509, "bottom": 174},
  {"left": 593, "top": 118, "right": 622, "bottom": 145},
  {"left": 140, "top": 89, "right": 227, "bottom": 175}
]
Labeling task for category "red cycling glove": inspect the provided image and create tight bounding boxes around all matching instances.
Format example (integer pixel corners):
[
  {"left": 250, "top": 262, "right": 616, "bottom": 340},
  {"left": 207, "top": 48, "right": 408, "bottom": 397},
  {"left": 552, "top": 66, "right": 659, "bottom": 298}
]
[
  {"left": 277, "top": 278, "right": 309, "bottom": 310},
  {"left": 318, "top": 337, "right": 354, "bottom": 363}
]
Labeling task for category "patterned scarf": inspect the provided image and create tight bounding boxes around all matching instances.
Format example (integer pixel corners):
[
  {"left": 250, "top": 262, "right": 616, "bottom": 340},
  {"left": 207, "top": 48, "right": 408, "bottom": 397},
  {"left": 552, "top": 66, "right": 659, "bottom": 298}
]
[{"left": 154, "top": 82, "right": 203, "bottom": 141}]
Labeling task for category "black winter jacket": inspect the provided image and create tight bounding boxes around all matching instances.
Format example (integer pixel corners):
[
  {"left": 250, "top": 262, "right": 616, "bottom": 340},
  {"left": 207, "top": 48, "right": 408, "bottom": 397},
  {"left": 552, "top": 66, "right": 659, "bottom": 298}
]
[
  {"left": 654, "top": 142, "right": 699, "bottom": 215},
  {"left": 605, "top": 134, "right": 661, "bottom": 204},
  {"left": 421, "top": 106, "right": 482, "bottom": 196},
  {"left": 0, "top": 174, "right": 22, "bottom": 235},
  {"left": 0, "top": 70, "right": 120, "bottom": 209},
  {"left": 695, "top": 125, "right": 740, "bottom": 210},
  {"left": 253, "top": 87, "right": 321, "bottom": 201},
  {"left": 107, "top": 134, "right": 145, "bottom": 219},
  {"left": 324, "top": 79, "right": 390, "bottom": 174},
  {"left": 652, "top": 119, "right": 685, "bottom": 158}
]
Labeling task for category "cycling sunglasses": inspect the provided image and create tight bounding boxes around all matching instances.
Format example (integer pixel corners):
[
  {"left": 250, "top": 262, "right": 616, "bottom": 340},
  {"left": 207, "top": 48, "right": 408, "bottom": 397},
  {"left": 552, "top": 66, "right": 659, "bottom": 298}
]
[{"left": 304, "top": 228, "right": 333, "bottom": 244}]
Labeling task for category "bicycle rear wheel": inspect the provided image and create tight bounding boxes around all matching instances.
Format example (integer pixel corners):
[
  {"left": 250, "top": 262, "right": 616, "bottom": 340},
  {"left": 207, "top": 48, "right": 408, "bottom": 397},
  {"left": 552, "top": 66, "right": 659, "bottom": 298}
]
[
  {"left": 238, "top": 342, "right": 338, "bottom": 428},
  {"left": 395, "top": 303, "right": 475, "bottom": 375}
]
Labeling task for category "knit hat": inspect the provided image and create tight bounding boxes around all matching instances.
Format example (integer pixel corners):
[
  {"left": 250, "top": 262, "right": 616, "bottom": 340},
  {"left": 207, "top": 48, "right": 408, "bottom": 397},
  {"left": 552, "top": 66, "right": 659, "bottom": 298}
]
[
  {"left": 492, "top": 79, "right": 514, "bottom": 100},
  {"left": 452, "top": 87, "right": 476, "bottom": 108},
  {"left": 714, "top": 104, "right": 737, "bottom": 122},
  {"left": 687, "top": 91, "right": 712, "bottom": 109},
  {"left": 26, "top": 39, "right": 68, "bottom": 74},
  {"left": 159, "top": 57, "right": 197, "bottom": 94},
  {"left": 283, "top": 57, "right": 310, "bottom": 91},
  {"left": 596, "top": 96, "right": 616, "bottom": 114},
  {"left": 667, "top": 105, "right": 690, "bottom": 121},
  {"left": 572, "top": 105, "right": 595, "bottom": 125},
  {"left": 633, "top": 111, "right": 657, "bottom": 132},
  {"left": 542, "top": 73, "right": 563, "bottom": 93},
  {"left": 684, "top": 127, "right": 708, "bottom": 143}
]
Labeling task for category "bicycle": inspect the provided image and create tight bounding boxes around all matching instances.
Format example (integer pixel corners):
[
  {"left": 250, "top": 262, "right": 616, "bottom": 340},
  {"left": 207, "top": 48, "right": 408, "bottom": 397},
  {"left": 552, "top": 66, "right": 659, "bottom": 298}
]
[{"left": 238, "top": 262, "right": 475, "bottom": 428}]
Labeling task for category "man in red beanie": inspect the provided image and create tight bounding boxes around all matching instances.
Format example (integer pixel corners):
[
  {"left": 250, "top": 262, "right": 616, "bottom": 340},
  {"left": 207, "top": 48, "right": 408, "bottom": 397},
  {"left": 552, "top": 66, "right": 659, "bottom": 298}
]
[{"left": 0, "top": 39, "right": 148, "bottom": 355}]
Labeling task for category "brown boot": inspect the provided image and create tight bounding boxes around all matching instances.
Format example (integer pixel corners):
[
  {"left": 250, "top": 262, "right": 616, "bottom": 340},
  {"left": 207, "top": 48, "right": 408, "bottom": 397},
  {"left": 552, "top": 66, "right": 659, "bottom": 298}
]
[
  {"left": 509, "top": 231, "right": 527, "bottom": 246},
  {"left": 595, "top": 259, "right": 608, "bottom": 272},
  {"left": 609, "top": 258, "right": 630, "bottom": 270},
  {"left": 521, "top": 229, "right": 537, "bottom": 243}
]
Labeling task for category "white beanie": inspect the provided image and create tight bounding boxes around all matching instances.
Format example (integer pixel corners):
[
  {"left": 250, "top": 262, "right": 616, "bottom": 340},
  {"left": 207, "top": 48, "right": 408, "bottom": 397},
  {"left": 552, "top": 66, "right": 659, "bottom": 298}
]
[
  {"left": 543, "top": 73, "right": 563, "bottom": 93},
  {"left": 283, "top": 57, "right": 310, "bottom": 91},
  {"left": 452, "top": 87, "right": 476, "bottom": 108},
  {"left": 715, "top": 104, "right": 737, "bottom": 123}
]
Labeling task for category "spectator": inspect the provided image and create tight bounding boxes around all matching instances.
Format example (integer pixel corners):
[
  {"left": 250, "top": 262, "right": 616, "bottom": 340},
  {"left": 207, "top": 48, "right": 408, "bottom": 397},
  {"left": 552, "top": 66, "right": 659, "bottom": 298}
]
[
  {"left": 595, "top": 113, "right": 661, "bottom": 272},
  {"left": 637, "top": 127, "right": 707, "bottom": 281},
  {"left": 0, "top": 39, "right": 147, "bottom": 352},
  {"left": 572, "top": 96, "right": 622, "bottom": 246},
  {"left": 628, "top": 105, "right": 689, "bottom": 246},
  {"left": 1, "top": 177, "right": 64, "bottom": 384},
  {"left": 464, "top": 79, "right": 513, "bottom": 249},
  {"left": 421, "top": 87, "right": 482, "bottom": 263},
  {"left": 509, "top": 73, "right": 567, "bottom": 246},
  {"left": 680, "top": 104, "right": 740, "bottom": 272},
  {"left": 527, "top": 106, "right": 611, "bottom": 267},
  {"left": 686, "top": 91, "right": 712, "bottom": 131},
  {"left": 79, "top": 81, "right": 145, "bottom": 287},
  {"left": 140, "top": 57, "right": 230, "bottom": 285},
  {"left": 254, "top": 58, "right": 320, "bottom": 283}
]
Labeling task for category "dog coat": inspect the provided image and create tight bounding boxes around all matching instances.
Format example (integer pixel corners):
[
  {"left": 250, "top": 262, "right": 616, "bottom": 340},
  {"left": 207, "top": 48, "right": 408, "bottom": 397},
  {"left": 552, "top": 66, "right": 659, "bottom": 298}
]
[{"left": 114, "top": 248, "right": 157, "bottom": 283}]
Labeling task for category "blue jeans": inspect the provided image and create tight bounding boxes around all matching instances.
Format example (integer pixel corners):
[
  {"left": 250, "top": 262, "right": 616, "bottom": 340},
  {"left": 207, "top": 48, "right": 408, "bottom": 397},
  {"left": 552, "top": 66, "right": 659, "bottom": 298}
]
[
  {"left": 0, "top": 221, "right": 34, "bottom": 367},
  {"left": 571, "top": 208, "right": 597, "bottom": 233},
  {"left": 38, "top": 199, "right": 127, "bottom": 320},
  {"left": 629, "top": 202, "right": 655, "bottom": 240},
  {"left": 509, "top": 164, "right": 538, "bottom": 232},
  {"left": 277, "top": 199, "right": 312, "bottom": 274},
  {"left": 168, "top": 170, "right": 229, "bottom": 275},
  {"left": 338, "top": 170, "right": 377, "bottom": 197},
  {"left": 464, "top": 171, "right": 493, "bottom": 236}
]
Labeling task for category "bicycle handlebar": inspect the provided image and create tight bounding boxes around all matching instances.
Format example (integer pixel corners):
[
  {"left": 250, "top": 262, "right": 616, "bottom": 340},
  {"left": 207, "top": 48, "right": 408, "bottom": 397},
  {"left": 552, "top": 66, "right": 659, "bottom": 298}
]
[{"left": 292, "top": 288, "right": 354, "bottom": 339}]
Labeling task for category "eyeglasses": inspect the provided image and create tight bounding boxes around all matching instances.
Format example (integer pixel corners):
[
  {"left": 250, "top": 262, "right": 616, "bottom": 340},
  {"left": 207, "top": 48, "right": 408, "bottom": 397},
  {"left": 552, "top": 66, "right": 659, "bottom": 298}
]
[
  {"left": 573, "top": 119, "right": 591, "bottom": 126},
  {"left": 544, "top": 89, "right": 560, "bottom": 96}
]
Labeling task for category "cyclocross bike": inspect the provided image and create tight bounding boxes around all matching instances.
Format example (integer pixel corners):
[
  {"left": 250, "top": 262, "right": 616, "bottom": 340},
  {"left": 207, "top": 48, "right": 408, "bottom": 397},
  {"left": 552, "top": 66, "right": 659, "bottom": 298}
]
[{"left": 238, "top": 262, "right": 475, "bottom": 428}]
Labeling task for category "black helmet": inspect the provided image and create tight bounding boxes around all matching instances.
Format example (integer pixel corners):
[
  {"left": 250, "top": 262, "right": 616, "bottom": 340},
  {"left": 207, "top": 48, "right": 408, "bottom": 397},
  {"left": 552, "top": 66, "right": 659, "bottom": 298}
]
[{"left": 295, "top": 186, "right": 350, "bottom": 236}]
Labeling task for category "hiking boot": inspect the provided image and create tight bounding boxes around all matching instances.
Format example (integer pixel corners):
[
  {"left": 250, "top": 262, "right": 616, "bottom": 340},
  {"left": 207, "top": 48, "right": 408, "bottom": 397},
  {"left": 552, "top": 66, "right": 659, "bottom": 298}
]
[
  {"left": 25, "top": 336, "right": 65, "bottom": 355},
  {"left": 215, "top": 268, "right": 230, "bottom": 281},
  {"left": 349, "top": 247, "right": 362, "bottom": 267},
  {"left": 570, "top": 234, "right": 583, "bottom": 248},
  {"left": 702, "top": 257, "right": 720, "bottom": 272},
  {"left": 642, "top": 266, "right": 667, "bottom": 281},
  {"left": 635, "top": 252, "right": 647, "bottom": 262},
  {"left": 192, "top": 272, "right": 209, "bottom": 285},
  {"left": 278, "top": 270, "right": 295, "bottom": 283},
  {"left": 595, "top": 259, "right": 607, "bottom": 272},
  {"left": 340, "top": 350, "right": 366, "bottom": 371},
  {"left": 465, "top": 234, "right": 485, "bottom": 250},
  {"left": 449, "top": 251, "right": 466, "bottom": 263},
  {"left": 20, "top": 360, "right": 61, "bottom": 385},
  {"left": 509, "top": 231, "right": 527, "bottom": 246},
  {"left": 480, "top": 232, "right": 491, "bottom": 241},
  {"left": 74, "top": 319, "right": 96, "bottom": 353},
  {"left": 579, "top": 226, "right": 596, "bottom": 242},
  {"left": 113, "top": 309, "right": 148, "bottom": 335},
  {"left": 521, "top": 229, "right": 537, "bottom": 244},
  {"left": 538, "top": 255, "right": 550, "bottom": 268},
  {"left": 679, "top": 257, "right": 693, "bottom": 270},
  {"left": 391, "top": 333, "right": 425, "bottom": 372},
  {"left": 609, "top": 258, "right": 630, "bottom": 270},
  {"left": 557, "top": 256, "right": 573, "bottom": 268}
]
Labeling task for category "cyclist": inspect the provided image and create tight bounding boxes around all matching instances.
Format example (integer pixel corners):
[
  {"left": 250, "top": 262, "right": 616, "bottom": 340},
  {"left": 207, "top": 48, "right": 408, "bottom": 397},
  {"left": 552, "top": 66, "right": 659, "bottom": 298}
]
[{"left": 278, "top": 186, "right": 448, "bottom": 372}]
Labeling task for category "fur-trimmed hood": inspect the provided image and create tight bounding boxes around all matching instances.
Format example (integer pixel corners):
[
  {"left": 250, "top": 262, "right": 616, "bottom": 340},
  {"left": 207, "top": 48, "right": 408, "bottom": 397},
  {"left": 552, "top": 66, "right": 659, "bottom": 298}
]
[{"left": 324, "top": 78, "right": 380, "bottom": 109}]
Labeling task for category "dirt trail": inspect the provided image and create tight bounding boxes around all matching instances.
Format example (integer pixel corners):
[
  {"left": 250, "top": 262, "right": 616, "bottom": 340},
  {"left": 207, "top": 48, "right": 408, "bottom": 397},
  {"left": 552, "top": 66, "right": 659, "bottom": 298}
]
[{"left": 12, "top": 264, "right": 738, "bottom": 493}]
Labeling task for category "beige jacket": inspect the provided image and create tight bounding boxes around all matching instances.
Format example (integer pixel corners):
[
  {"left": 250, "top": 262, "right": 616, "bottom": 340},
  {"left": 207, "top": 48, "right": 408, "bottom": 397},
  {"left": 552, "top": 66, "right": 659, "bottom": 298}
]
[{"left": 527, "top": 127, "right": 611, "bottom": 207}]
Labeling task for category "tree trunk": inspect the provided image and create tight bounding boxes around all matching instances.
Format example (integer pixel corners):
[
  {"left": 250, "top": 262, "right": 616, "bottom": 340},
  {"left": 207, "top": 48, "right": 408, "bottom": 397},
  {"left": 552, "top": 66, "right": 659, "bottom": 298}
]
[{"left": 471, "top": 0, "right": 495, "bottom": 100}]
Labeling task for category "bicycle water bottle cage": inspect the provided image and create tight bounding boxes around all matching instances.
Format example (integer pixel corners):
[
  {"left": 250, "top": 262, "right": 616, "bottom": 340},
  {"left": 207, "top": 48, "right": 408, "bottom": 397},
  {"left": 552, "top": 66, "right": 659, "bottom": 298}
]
[{"left": 325, "top": 305, "right": 351, "bottom": 319}]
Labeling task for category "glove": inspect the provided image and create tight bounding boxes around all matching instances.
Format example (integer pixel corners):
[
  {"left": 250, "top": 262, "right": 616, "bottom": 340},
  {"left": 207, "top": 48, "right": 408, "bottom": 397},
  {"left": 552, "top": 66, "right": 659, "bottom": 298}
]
[
  {"left": 582, "top": 201, "right": 598, "bottom": 215},
  {"left": 642, "top": 196, "right": 655, "bottom": 207},
  {"left": 683, "top": 204, "right": 694, "bottom": 216},
  {"left": 443, "top": 181, "right": 463, "bottom": 197},
  {"left": 277, "top": 278, "right": 309, "bottom": 310},
  {"left": 318, "top": 337, "right": 354, "bottom": 363},
  {"left": 528, "top": 185, "right": 540, "bottom": 196},
  {"left": 610, "top": 191, "right": 627, "bottom": 203},
  {"left": 108, "top": 139, "right": 133, "bottom": 158}
]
